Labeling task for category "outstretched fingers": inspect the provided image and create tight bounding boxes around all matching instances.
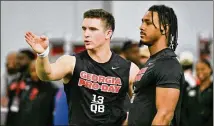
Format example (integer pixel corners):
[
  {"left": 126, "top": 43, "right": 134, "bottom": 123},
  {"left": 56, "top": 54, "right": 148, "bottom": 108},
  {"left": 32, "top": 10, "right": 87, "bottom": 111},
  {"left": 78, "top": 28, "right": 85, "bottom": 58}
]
[
  {"left": 28, "top": 31, "right": 36, "bottom": 38},
  {"left": 25, "top": 35, "right": 33, "bottom": 46},
  {"left": 25, "top": 32, "right": 35, "bottom": 46}
]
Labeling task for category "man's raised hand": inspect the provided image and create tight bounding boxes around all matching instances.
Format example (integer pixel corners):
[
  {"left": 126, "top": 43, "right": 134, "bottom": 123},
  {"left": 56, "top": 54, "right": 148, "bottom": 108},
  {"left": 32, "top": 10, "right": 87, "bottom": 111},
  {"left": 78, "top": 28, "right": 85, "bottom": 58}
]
[{"left": 25, "top": 32, "right": 49, "bottom": 54}]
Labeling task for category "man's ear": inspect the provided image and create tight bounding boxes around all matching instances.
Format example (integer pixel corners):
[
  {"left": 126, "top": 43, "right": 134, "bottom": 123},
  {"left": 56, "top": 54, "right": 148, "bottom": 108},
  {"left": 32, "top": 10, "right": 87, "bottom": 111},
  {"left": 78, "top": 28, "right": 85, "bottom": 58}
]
[
  {"left": 105, "top": 29, "right": 113, "bottom": 39},
  {"left": 160, "top": 24, "right": 169, "bottom": 35}
]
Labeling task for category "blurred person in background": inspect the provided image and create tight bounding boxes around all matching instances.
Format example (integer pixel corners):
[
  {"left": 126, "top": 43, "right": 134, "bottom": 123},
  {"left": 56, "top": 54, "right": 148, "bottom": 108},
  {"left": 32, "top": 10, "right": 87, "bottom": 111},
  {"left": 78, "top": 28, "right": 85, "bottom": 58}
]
[
  {"left": 179, "top": 51, "right": 198, "bottom": 88},
  {"left": 139, "top": 45, "right": 150, "bottom": 67},
  {"left": 181, "top": 59, "right": 213, "bottom": 126},
  {"left": 120, "top": 40, "right": 141, "bottom": 67},
  {"left": 5, "top": 49, "right": 36, "bottom": 126},
  {"left": 1, "top": 52, "right": 18, "bottom": 107},
  {"left": 111, "top": 46, "right": 121, "bottom": 55},
  {"left": 16, "top": 60, "right": 58, "bottom": 126},
  {"left": 16, "top": 49, "right": 36, "bottom": 80},
  {"left": 1, "top": 52, "right": 18, "bottom": 125},
  {"left": 119, "top": 40, "right": 142, "bottom": 113}
]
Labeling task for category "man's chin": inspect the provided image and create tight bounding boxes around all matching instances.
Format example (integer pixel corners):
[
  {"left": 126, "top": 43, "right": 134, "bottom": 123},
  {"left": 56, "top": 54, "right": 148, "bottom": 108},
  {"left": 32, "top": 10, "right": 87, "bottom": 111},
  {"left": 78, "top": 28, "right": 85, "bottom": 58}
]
[
  {"left": 85, "top": 45, "right": 98, "bottom": 50},
  {"left": 139, "top": 40, "right": 152, "bottom": 46},
  {"left": 85, "top": 46, "right": 93, "bottom": 50}
]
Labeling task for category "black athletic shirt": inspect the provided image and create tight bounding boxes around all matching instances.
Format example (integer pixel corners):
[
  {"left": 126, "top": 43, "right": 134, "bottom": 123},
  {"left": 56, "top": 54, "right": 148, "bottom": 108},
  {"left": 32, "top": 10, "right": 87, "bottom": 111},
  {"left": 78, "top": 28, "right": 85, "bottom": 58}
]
[
  {"left": 16, "top": 80, "right": 58, "bottom": 126},
  {"left": 64, "top": 50, "right": 131, "bottom": 126},
  {"left": 128, "top": 48, "right": 185, "bottom": 126},
  {"left": 181, "top": 82, "right": 213, "bottom": 126}
]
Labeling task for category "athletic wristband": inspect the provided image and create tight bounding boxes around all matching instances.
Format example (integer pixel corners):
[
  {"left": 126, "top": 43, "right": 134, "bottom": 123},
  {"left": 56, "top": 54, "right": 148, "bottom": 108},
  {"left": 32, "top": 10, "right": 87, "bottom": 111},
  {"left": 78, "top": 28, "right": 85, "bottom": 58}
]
[{"left": 37, "top": 46, "right": 49, "bottom": 58}]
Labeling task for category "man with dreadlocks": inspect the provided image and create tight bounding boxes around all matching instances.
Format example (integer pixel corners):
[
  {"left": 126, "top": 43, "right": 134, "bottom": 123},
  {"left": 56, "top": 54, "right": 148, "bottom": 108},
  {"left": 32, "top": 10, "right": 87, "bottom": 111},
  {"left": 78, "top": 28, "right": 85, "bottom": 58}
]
[{"left": 128, "top": 5, "right": 185, "bottom": 126}]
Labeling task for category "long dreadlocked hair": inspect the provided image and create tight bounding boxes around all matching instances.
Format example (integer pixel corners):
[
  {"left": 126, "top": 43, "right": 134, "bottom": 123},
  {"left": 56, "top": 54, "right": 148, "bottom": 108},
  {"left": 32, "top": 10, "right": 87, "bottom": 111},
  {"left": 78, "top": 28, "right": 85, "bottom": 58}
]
[{"left": 148, "top": 5, "right": 178, "bottom": 51}]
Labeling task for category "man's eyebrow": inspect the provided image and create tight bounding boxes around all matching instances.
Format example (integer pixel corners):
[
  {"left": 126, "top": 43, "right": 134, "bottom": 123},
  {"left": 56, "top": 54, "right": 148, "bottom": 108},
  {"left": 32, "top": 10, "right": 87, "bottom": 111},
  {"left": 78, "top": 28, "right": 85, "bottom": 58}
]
[{"left": 142, "top": 19, "right": 150, "bottom": 22}]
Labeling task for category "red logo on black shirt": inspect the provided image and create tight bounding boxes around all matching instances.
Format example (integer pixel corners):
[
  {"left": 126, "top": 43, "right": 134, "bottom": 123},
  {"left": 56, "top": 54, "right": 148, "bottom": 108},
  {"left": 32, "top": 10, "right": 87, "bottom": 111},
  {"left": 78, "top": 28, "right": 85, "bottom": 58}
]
[
  {"left": 29, "top": 88, "right": 39, "bottom": 100},
  {"left": 135, "top": 67, "right": 148, "bottom": 82},
  {"left": 78, "top": 71, "right": 122, "bottom": 93}
]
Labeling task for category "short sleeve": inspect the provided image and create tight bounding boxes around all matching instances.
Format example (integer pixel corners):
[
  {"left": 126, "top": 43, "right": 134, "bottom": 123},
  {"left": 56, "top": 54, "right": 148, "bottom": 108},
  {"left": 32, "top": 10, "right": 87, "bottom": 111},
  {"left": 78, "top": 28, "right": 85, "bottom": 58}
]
[{"left": 154, "top": 58, "right": 183, "bottom": 89}]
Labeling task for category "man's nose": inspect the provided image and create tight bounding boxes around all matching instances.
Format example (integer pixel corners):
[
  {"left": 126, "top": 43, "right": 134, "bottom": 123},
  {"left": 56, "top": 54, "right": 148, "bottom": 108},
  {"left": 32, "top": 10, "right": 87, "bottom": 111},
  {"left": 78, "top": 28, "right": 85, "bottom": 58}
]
[
  {"left": 139, "top": 23, "right": 146, "bottom": 31},
  {"left": 84, "top": 30, "right": 90, "bottom": 38}
]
